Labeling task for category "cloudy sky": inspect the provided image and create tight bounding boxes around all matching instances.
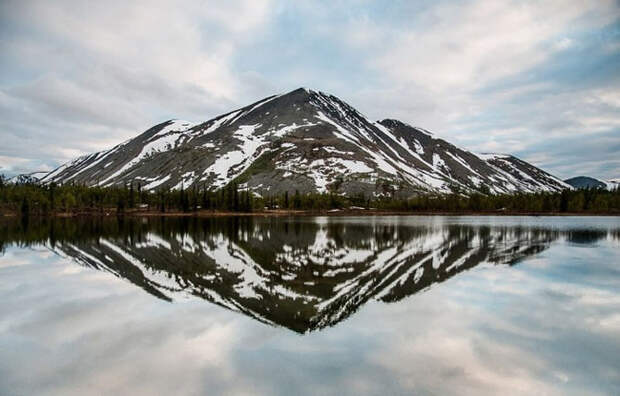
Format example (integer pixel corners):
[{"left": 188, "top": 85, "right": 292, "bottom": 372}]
[{"left": 1, "top": 0, "right": 619, "bottom": 179}]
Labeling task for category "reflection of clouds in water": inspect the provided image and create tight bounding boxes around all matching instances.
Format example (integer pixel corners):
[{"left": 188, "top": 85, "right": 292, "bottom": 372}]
[
  {"left": 0, "top": 250, "right": 277, "bottom": 395},
  {"left": 351, "top": 248, "right": 620, "bottom": 395},
  {"left": 0, "top": 249, "right": 42, "bottom": 268},
  {"left": 0, "top": 218, "right": 619, "bottom": 395}
]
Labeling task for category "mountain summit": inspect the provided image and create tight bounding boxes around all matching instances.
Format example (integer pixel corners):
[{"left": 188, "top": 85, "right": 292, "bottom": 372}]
[{"left": 41, "top": 88, "right": 569, "bottom": 196}]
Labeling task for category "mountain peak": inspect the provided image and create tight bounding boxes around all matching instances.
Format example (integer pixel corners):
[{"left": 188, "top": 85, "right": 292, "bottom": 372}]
[
  {"left": 290, "top": 86, "right": 312, "bottom": 94},
  {"left": 274, "top": 86, "right": 316, "bottom": 103}
]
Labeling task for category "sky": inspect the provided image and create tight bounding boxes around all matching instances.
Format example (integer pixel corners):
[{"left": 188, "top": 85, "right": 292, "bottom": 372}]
[{"left": 0, "top": 0, "right": 619, "bottom": 180}]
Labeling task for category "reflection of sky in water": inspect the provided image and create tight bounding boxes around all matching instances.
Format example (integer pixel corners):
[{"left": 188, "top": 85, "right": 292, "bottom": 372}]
[{"left": 0, "top": 216, "right": 619, "bottom": 396}]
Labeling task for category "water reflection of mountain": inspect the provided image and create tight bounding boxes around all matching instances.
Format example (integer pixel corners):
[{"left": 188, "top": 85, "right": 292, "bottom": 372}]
[{"left": 1, "top": 217, "right": 607, "bottom": 333}]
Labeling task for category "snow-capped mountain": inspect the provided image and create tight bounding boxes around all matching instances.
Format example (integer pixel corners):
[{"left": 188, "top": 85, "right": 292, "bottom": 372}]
[
  {"left": 7, "top": 171, "right": 49, "bottom": 184},
  {"left": 40, "top": 88, "right": 570, "bottom": 196}
]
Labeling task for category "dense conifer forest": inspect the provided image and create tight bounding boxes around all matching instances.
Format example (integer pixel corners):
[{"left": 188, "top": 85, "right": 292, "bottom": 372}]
[{"left": 1, "top": 175, "right": 619, "bottom": 216}]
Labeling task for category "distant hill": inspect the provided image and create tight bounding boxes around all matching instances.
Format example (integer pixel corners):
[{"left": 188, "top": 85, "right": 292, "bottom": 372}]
[{"left": 565, "top": 176, "right": 619, "bottom": 190}]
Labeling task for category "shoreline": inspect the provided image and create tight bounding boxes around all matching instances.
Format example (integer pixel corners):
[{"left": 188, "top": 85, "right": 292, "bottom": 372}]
[{"left": 3, "top": 209, "right": 620, "bottom": 218}]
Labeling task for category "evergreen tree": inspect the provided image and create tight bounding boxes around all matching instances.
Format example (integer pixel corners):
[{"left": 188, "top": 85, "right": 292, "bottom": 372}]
[
  {"left": 191, "top": 186, "right": 198, "bottom": 211},
  {"left": 233, "top": 184, "right": 240, "bottom": 211},
  {"left": 49, "top": 183, "right": 55, "bottom": 211},
  {"left": 203, "top": 186, "right": 213, "bottom": 211},
  {"left": 159, "top": 190, "right": 166, "bottom": 213},
  {"left": 117, "top": 194, "right": 126, "bottom": 214},
  {"left": 181, "top": 186, "right": 190, "bottom": 212},
  {"left": 129, "top": 183, "right": 135, "bottom": 209},
  {"left": 245, "top": 189, "right": 251, "bottom": 212},
  {"left": 20, "top": 196, "right": 30, "bottom": 216}
]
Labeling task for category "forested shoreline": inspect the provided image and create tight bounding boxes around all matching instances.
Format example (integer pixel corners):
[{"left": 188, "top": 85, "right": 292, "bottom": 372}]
[{"left": 1, "top": 176, "right": 619, "bottom": 216}]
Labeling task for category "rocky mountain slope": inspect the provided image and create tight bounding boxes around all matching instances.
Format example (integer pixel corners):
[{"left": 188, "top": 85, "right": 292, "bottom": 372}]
[{"left": 40, "top": 88, "right": 570, "bottom": 196}]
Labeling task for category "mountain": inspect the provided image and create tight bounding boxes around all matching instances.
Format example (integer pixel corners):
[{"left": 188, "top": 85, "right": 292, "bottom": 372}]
[
  {"left": 40, "top": 88, "right": 570, "bottom": 196},
  {"left": 564, "top": 176, "right": 606, "bottom": 189},
  {"left": 565, "top": 176, "right": 619, "bottom": 190},
  {"left": 8, "top": 171, "right": 49, "bottom": 185}
]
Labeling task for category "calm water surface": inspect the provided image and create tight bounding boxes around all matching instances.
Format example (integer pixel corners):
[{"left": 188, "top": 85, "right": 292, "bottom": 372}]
[{"left": 1, "top": 216, "right": 619, "bottom": 395}]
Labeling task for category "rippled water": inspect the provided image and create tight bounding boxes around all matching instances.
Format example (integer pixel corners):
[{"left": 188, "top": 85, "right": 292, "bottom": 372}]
[{"left": 1, "top": 216, "right": 619, "bottom": 395}]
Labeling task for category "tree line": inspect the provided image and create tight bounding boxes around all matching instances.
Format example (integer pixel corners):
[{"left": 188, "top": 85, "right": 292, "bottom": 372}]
[
  {"left": 0, "top": 177, "right": 257, "bottom": 215},
  {"left": 371, "top": 187, "right": 620, "bottom": 213},
  {"left": 1, "top": 174, "right": 619, "bottom": 216}
]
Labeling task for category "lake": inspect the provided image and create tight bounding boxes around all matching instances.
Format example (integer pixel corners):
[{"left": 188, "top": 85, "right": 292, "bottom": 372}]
[{"left": 1, "top": 215, "right": 619, "bottom": 395}]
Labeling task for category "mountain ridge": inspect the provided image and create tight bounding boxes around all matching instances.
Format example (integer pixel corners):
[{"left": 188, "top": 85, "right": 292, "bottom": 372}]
[
  {"left": 39, "top": 87, "right": 570, "bottom": 196},
  {"left": 564, "top": 176, "right": 619, "bottom": 190}
]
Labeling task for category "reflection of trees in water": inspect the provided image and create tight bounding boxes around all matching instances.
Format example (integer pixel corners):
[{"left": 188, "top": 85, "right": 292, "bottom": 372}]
[
  {"left": 0, "top": 217, "right": 615, "bottom": 333},
  {"left": 566, "top": 229, "right": 609, "bottom": 245}
]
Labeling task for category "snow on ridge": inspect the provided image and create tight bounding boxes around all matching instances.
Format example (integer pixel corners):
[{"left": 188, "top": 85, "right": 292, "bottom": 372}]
[
  {"left": 8, "top": 171, "right": 49, "bottom": 184},
  {"left": 100, "top": 129, "right": 189, "bottom": 186},
  {"left": 315, "top": 146, "right": 354, "bottom": 156},
  {"left": 143, "top": 175, "right": 171, "bottom": 191},
  {"left": 373, "top": 121, "right": 434, "bottom": 170},
  {"left": 61, "top": 149, "right": 118, "bottom": 182},
  {"left": 202, "top": 124, "right": 267, "bottom": 188},
  {"left": 40, "top": 151, "right": 103, "bottom": 183},
  {"left": 225, "top": 94, "right": 281, "bottom": 126},
  {"left": 40, "top": 162, "right": 70, "bottom": 182},
  {"left": 267, "top": 121, "right": 318, "bottom": 137},
  {"left": 203, "top": 121, "right": 317, "bottom": 189},
  {"left": 445, "top": 151, "right": 477, "bottom": 175},
  {"left": 42, "top": 119, "right": 195, "bottom": 185},
  {"left": 414, "top": 126, "right": 434, "bottom": 136},
  {"left": 151, "top": 119, "right": 195, "bottom": 139},
  {"left": 604, "top": 179, "right": 620, "bottom": 190},
  {"left": 315, "top": 111, "right": 362, "bottom": 145},
  {"left": 277, "top": 156, "right": 375, "bottom": 193},
  {"left": 475, "top": 153, "right": 511, "bottom": 161},
  {"left": 313, "top": 111, "right": 445, "bottom": 188},
  {"left": 244, "top": 94, "right": 280, "bottom": 115},
  {"left": 380, "top": 119, "right": 434, "bottom": 136},
  {"left": 309, "top": 91, "right": 377, "bottom": 144}
]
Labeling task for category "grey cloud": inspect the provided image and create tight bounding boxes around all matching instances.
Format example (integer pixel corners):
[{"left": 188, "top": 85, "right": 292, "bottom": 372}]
[
  {"left": 0, "top": 0, "right": 280, "bottom": 176},
  {"left": 0, "top": 0, "right": 618, "bottom": 180}
]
